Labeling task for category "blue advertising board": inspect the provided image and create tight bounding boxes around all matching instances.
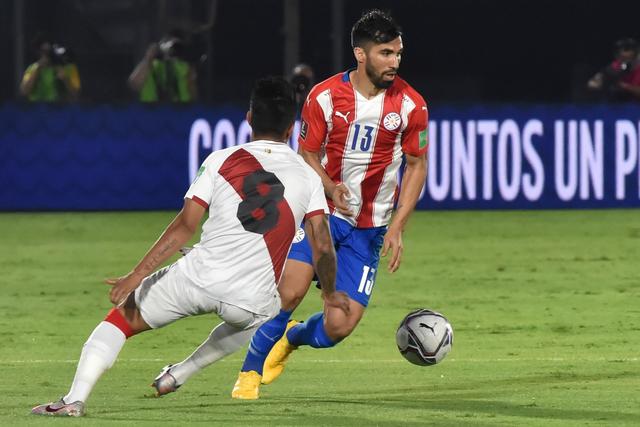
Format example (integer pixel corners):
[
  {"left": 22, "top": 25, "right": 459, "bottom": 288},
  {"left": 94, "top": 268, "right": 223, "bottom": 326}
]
[
  {"left": 421, "top": 105, "right": 640, "bottom": 209},
  {"left": 1, "top": 103, "right": 639, "bottom": 211}
]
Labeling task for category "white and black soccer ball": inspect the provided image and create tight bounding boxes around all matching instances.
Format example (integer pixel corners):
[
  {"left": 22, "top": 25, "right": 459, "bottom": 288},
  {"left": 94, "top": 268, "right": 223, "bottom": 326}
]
[{"left": 396, "top": 309, "right": 453, "bottom": 366}]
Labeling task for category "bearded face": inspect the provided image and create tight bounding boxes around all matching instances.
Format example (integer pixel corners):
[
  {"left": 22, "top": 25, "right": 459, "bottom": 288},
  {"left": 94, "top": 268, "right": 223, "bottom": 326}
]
[{"left": 362, "top": 37, "right": 403, "bottom": 89}]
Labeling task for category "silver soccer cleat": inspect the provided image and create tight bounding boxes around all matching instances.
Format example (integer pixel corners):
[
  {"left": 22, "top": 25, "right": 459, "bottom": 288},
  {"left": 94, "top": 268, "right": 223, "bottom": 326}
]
[
  {"left": 151, "top": 364, "right": 180, "bottom": 397},
  {"left": 31, "top": 399, "right": 85, "bottom": 417}
]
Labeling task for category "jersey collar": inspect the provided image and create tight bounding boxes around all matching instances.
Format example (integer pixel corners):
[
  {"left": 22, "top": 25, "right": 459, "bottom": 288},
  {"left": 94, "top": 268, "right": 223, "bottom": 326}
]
[{"left": 342, "top": 68, "right": 355, "bottom": 83}]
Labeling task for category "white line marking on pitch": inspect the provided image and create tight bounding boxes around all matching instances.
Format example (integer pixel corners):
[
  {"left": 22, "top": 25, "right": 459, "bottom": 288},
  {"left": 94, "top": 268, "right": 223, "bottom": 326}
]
[{"left": 0, "top": 357, "right": 637, "bottom": 364}]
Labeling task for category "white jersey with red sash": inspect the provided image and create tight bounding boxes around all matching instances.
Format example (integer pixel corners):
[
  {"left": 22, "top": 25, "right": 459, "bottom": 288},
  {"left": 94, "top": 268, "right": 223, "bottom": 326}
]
[{"left": 179, "top": 140, "right": 328, "bottom": 315}]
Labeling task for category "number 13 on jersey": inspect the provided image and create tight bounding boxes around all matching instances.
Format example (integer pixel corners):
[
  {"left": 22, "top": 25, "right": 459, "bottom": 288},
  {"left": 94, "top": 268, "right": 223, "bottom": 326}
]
[{"left": 351, "top": 124, "right": 375, "bottom": 152}]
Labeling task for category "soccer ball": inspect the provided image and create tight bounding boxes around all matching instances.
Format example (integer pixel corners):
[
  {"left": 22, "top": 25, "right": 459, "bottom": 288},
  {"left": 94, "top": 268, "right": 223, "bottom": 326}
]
[{"left": 396, "top": 309, "right": 453, "bottom": 366}]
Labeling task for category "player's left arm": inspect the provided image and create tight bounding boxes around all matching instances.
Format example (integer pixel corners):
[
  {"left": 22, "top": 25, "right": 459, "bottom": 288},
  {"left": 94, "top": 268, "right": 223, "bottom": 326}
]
[
  {"left": 382, "top": 153, "right": 427, "bottom": 273},
  {"left": 105, "top": 198, "right": 206, "bottom": 306},
  {"left": 382, "top": 98, "right": 429, "bottom": 273}
]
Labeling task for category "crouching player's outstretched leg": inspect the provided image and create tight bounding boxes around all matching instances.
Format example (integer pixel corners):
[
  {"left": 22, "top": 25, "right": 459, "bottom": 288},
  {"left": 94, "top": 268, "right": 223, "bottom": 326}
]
[
  {"left": 32, "top": 262, "right": 276, "bottom": 416},
  {"left": 31, "top": 294, "right": 150, "bottom": 417},
  {"left": 31, "top": 194, "right": 275, "bottom": 416},
  {"left": 152, "top": 298, "right": 272, "bottom": 398},
  {"left": 30, "top": 194, "right": 211, "bottom": 417}
]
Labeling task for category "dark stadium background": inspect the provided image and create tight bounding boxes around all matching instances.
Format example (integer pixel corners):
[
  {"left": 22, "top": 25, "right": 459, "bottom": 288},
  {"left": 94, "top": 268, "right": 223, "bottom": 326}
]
[
  {"left": 1, "top": 2, "right": 639, "bottom": 424},
  {"left": 0, "top": 0, "right": 639, "bottom": 104}
]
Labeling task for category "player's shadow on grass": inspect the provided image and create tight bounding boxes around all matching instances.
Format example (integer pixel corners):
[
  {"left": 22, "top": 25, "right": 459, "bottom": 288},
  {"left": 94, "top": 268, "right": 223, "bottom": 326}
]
[
  {"left": 112, "top": 395, "right": 637, "bottom": 425},
  {"left": 438, "top": 368, "right": 637, "bottom": 393},
  {"left": 89, "top": 369, "right": 639, "bottom": 424},
  {"left": 93, "top": 404, "right": 490, "bottom": 427},
  {"left": 354, "top": 370, "right": 640, "bottom": 423},
  {"left": 385, "top": 397, "right": 636, "bottom": 423},
  {"left": 260, "top": 394, "right": 638, "bottom": 424}
]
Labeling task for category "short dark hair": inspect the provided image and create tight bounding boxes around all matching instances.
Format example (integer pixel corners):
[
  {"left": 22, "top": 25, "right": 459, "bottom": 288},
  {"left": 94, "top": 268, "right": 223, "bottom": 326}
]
[
  {"left": 250, "top": 76, "right": 296, "bottom": 137},
  {"left": 351, "top": 9, "right": 402, "bottom": 48}
]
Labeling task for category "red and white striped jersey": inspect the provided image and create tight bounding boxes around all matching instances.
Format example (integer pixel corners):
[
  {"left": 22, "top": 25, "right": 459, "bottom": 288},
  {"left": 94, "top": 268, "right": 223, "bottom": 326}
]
[
  {"left": 299, "top": 71, "right": 429, "bottom": 228},
  {"left": 178, "top": 140, "right": 328, "bottom": 315}
]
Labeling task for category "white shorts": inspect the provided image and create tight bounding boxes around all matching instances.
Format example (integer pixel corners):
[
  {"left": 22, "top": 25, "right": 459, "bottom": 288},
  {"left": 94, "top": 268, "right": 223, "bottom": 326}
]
[{"left": 134, "top": 263, "right": 279, "bottom": 329}]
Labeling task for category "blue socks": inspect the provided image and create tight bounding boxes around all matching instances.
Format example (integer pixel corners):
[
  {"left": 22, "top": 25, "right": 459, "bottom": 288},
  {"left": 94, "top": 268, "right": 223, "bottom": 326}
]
[
  {"left": 241, "top": 310, "right": 338, "bottom": 374},
  {"left": 241, "top": 309, "right": 292, "bottom": 374},
  {"left": 287, "top": 312, "right": 336, "bottom": 349}
]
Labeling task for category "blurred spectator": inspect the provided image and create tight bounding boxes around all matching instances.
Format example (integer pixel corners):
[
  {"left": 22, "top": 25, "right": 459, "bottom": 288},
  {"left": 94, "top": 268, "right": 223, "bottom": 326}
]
[
  {"left": 290, "top": 63, "right": 315, "bottom": 108},
  {"left": 20, "top": 33, "right": 81, "bottom": 102},
  {"left": 128, "top": 29, "right": 198, "bottom": 102},
  {"left": 587, "top": 38, "right": 640, "bottom": 102}
]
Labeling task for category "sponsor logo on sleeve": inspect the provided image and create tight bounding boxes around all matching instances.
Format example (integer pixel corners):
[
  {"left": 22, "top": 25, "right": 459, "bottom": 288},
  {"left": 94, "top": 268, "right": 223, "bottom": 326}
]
[
  {"left": 300, "top": 120, "right": 308, "bottom": 140},
  {"left": 419, "top": 128, "right": 428, "bottom": 149}
]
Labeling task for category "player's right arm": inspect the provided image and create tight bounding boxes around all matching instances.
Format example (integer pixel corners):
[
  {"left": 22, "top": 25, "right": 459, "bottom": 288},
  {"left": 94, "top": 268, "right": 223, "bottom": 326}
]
[
  {"left": 106, "top": 198, "right": 206, "bottom": 306},
  {"left": 107, "top": 152, "right": 219, "bottom": 306},
  {"left": 298, "top": 87, "right": 353, "bottom": 216},
  {"left": 298, "top": 148, "right": 353, "bottom": 217},
  {"left": 304, "top": 214, "right": 349, "bottom": 315}
]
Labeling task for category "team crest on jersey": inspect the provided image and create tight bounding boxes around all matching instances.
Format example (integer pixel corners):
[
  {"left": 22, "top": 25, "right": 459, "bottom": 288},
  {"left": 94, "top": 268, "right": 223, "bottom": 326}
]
[
  {"left": 300, "top": 120, "right": 308, "bottom": 140},
  {"left": 293, "top": 227, "right": 306, "bottom": 243},
  {"left": 383, "top": 112, "right": 401, "bottom": 131}
]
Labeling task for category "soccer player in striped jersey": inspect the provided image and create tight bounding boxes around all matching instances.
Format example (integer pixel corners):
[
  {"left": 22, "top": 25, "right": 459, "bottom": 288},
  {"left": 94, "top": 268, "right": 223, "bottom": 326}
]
[{"left": 228, "top": 9, "right": 429, "bottom": 399}]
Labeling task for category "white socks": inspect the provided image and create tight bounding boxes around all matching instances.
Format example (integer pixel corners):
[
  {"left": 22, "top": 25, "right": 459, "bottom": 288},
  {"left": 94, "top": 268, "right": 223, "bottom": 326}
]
[
  {"left": 63, "top": 321, "right": 126, "bottom": 403},
  {"left": 170, "top": 322, "right": 256, "bottom": 385},
  {"left": 61, "top": 319, "right": 256, "bottom": 402}
]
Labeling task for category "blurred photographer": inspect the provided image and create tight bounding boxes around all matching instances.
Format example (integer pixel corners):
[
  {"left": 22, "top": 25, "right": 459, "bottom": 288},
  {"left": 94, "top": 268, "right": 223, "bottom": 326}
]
[
  {"left": 588, "top": 38, "right": 640, "bottom": 102},
  {"left": 128, "top": 29, "right": 198, "bottom": 103},
  {"left": 20, "top": 34, "right": 81, "bottom": 102}
]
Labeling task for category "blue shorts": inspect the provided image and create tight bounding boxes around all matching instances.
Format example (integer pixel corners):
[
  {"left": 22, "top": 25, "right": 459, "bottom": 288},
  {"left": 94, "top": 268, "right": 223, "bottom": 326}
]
[{"left": 288, "top": 215, "right": 387, "bottom": 307}]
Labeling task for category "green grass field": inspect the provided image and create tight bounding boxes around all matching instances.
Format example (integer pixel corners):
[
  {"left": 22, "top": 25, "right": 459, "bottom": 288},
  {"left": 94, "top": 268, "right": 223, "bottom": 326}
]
[{"left": 0, "top": 210, "right": 639, "bottom": 426}]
